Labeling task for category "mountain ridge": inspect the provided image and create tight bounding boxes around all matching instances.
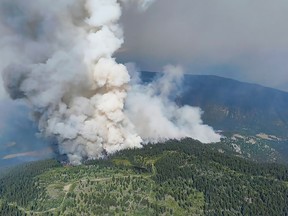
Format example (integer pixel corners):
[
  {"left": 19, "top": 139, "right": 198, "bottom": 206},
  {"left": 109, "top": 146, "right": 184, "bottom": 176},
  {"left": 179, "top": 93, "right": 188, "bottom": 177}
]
[{"left": 141, "top": 71, "right": 288, "bottom": 137}]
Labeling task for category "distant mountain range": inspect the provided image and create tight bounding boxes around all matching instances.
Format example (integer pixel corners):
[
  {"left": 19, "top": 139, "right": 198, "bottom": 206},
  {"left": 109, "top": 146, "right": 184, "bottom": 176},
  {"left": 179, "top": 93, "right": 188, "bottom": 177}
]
[{"left": 141, "top": 72, "right": 288, "bottom": 137}]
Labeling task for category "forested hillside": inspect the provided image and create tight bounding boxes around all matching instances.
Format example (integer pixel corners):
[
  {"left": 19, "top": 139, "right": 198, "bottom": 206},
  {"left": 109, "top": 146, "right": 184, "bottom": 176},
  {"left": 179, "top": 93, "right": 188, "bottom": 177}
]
[{"left": 1, "top": 139, "right": 288, "bottom": 215}]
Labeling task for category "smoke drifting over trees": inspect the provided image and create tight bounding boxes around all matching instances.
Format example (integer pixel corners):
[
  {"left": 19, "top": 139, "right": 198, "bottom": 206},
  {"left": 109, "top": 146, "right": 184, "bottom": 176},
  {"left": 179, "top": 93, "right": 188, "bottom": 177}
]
[{"left": 0, "top": 0, "right": 220, "bottom": 164}]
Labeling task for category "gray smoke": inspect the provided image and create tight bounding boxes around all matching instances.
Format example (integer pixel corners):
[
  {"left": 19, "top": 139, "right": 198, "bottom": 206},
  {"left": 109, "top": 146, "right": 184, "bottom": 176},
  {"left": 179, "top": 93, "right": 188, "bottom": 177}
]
[
  {"left": 125, "top": 64, "right": 221, "bottom": 143},
  {"left": 0, "top": 0, "right": 220, "bottom": 164},
  {"left": 121, "top": 0, "right": 155, "bottom": 11}
]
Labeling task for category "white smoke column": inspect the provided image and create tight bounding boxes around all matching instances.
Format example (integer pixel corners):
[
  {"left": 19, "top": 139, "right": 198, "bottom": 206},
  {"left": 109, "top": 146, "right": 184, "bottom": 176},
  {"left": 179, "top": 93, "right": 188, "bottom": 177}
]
[
  {"left": 1, "top": 0, "right": 219, "bottom": 165},
  {"left": 125, "top": 65, "right": 221, "bottom": 143},
  {"left": 0, "top": 0, "right": 146, "bottom": 164}
]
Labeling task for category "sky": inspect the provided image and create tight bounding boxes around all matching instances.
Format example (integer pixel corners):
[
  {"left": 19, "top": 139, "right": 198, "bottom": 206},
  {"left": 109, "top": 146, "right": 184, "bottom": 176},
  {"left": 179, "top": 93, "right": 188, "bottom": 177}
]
[{"left": 118, "top": 0, "right": 288, "bottom": 92}]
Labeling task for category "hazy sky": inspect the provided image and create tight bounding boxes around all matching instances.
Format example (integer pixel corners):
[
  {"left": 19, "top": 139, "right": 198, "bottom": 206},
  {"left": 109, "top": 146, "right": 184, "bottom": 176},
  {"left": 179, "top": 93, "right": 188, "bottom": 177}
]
[
  {"left": 118, "top": 0, "right": 288, "bottom": 91},
  {"left": 0, "top": 100, "right": 51, "bottom": 167}
]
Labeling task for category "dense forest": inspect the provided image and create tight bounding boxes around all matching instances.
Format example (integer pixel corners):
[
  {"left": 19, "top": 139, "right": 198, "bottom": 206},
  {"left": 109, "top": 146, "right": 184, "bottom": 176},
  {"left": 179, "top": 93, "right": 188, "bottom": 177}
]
[{"left": 1, "top": 138, "right": 288, "bottom": 215}]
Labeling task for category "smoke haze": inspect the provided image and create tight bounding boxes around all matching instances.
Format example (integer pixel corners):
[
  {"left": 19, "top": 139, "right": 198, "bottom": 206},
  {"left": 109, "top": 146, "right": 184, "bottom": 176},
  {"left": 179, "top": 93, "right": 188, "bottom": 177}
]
[
  {"left": 0, "top": 0, "right": 220, "bottom": 164},
  {"left": 125, "top": 65, "right": 221, "bottom": 143},
  {"left": 119, "top": 0, "right": 288, "bottom": 92},
  {"left": 0, "top": 100, "right": 51, "bottom": 168}
]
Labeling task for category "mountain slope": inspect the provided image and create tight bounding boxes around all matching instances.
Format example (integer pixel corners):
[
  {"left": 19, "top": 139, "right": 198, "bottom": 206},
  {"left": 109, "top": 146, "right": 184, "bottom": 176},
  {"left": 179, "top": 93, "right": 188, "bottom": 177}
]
[
  {"left": 1, "top": 139, "right": 288, "bottom": 215},
  {"left": 141, "top": 72, "right": 288, "bottom": 137}
]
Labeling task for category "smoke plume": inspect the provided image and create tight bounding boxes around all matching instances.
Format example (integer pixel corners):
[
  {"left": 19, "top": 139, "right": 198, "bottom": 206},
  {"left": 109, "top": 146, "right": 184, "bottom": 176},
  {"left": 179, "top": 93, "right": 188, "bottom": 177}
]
[
  {"left": 0, "top": 0, "right": 220, "bottom": 164},
  {"left": 125, "top": 64, "right": 221, "bottom": 143}
]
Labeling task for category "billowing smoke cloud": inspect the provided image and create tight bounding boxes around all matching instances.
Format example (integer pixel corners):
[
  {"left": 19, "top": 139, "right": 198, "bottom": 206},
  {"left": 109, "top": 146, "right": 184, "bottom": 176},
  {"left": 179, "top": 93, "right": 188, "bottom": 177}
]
[
  {"left": 0, "top": 0, "right": 220, "bottom": 164},
  {"left": 125, "top": 64, "right": 221, "bottom": 143}
]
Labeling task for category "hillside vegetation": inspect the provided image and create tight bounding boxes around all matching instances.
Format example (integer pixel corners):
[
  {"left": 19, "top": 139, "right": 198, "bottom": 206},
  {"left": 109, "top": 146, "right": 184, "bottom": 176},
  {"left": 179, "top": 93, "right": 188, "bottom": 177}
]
[{"left": 1, "top": 138, "right": 288, "bottom": 215}]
